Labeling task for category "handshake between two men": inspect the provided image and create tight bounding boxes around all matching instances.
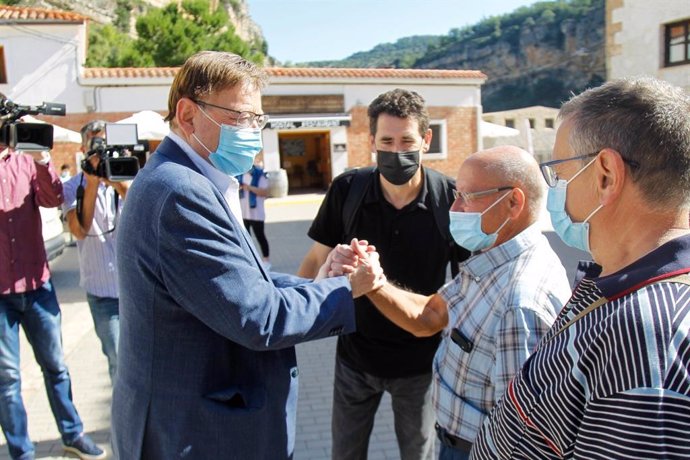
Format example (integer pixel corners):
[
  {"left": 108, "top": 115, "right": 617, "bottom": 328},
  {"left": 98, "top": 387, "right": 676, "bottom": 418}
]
[{"left": 319, "top": 239, "right": 386, "bottom": 299}]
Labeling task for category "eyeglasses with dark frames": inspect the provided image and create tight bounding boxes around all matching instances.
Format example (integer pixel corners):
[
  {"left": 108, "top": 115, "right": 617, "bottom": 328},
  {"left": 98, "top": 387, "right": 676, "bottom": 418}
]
[
  {"left": 452, "top": 186, "right": 513, "bottom": 204},
  {"left": 192, "top": 99, "right": 269, "bottom": 129},
  {"left": 539, "top": 152, "right": 640, "bottom": 187}
]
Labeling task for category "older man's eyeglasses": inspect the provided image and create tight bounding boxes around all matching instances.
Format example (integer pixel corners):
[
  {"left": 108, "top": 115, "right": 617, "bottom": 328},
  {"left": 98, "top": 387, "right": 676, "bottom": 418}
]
[
  {"left": 192, "top": 99, "right": 269, "bottom": 129},
  {"left": 539, "top": 152, "right": 640, "bottom": 187},
  {"left": 452, "top": 186, "right": 513, "bottom": 204}
]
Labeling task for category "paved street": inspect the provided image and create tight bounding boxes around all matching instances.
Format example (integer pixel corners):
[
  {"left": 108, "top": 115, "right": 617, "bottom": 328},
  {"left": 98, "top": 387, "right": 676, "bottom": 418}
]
[{"left": 0, "top": 193, "right": 588, "bottom": 459}]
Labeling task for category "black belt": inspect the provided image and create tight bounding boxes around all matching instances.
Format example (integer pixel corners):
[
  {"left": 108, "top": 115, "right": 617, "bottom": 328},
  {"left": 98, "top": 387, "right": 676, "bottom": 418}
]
[{"left": 435, "top": 423, "right": 472, "bottom": 453}]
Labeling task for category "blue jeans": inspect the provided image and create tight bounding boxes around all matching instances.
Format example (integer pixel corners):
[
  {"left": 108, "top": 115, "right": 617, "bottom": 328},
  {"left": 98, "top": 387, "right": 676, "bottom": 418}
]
[
  {"left": 439, "top": 443, "right": 471, "bottom": 460},
  {"left": 331, "top": 357, "right": 435, "bottom": 460},
  {"left": 85, "top": 293, "right": 119, "bottom": 383},
  {"left": 0, "top": 280, "right": 83, "bottom": 460}
]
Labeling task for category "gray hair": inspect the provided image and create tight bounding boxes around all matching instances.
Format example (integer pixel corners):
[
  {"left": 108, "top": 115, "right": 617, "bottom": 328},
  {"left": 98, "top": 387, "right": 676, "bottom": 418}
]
[{"left": 559, "top": 77, "right": 690, "bottom": 208}]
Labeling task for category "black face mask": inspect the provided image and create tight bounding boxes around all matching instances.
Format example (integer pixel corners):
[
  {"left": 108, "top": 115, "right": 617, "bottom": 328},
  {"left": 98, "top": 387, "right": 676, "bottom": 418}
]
[{"left": 376, "top": 150, "right": 421, "bottom": 185}]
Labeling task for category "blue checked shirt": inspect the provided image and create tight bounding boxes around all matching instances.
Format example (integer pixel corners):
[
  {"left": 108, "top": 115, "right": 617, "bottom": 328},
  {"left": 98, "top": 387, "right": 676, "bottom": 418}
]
[{"left": 433, "top": 224, "right": 571, "bottom": 443}]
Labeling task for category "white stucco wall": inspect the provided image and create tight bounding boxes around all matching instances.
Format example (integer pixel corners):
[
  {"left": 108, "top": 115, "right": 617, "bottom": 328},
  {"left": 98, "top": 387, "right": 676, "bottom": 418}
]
[
  {"left": 0, "top": 22, "right": 87, "bottom": 110},
  {"left": 609, "top": 0, "right": 690, "bottom": 91}
]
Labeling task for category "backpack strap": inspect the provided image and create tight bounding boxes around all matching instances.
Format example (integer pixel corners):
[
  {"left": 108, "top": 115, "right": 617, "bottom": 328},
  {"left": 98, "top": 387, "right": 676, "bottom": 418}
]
[
  {"left": 550, "top": 271, "right": 690, "bottom": 342},
  {"left": 342, "top": 167, "right": 376, "bottom": 241},
  {"left": 425, "top": 168, "right": 464, "bottom": 277}
]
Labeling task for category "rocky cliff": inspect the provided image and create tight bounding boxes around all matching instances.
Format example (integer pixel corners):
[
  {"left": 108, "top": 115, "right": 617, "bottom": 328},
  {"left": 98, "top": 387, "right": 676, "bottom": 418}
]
[{"left": 416, "top": 4, "right": 605, "bottom": 111}]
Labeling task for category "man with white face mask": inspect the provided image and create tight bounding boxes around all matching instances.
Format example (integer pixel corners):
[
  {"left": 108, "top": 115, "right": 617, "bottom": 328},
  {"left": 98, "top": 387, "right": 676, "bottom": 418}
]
[
  {"left": 112, "top": 51, "right": 384, "bottom": 460},
  {"left": 345, "top": 145, "right": 571, "bottom": 459},
  {"left": 472, "top": 77, "right": 690, "bottom": 459}
]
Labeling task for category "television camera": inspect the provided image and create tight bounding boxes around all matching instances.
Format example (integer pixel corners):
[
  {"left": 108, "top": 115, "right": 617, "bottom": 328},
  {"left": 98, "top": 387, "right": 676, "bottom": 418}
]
[
  {"left": 82, "top": 123, "right": 141, "bottom": 181},
  {"left": 0, "top": 96, "right": 66, "bottom": 150}
]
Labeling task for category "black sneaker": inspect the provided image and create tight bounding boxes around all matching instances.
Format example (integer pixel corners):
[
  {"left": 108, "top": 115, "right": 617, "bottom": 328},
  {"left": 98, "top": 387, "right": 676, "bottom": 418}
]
[{"left": 63, "top": 433, "right": 106, "bottom": 460}]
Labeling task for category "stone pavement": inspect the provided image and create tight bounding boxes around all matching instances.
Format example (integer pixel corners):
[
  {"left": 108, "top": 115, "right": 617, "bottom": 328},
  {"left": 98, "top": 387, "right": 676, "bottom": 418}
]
[{"left": 1, "top": 192, "right": 587, "bottom": 460}]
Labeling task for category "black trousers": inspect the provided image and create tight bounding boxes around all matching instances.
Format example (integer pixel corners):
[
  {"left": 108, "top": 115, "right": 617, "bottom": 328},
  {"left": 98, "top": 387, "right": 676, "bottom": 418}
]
[{"left": 243, "top": 219, "right": 270, "bottom": 258}]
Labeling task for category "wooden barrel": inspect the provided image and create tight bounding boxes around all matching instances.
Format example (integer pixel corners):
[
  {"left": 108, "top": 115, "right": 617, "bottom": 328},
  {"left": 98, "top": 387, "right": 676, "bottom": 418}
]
[{"left": 267, "top": 168, "right": 288, "bottom": 198}]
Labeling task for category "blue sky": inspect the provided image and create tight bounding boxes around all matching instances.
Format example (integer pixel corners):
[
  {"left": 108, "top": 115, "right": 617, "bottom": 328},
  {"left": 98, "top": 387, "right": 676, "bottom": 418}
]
[{"left": 246, "top": 0, "right": 538, "bottom": 64}]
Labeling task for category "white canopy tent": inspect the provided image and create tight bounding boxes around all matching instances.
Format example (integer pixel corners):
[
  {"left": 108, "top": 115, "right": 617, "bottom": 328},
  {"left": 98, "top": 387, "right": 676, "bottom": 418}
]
[
  {"left": 21, "top": 115, "right": 81, "bottom": 144},
  {"left": 480, "top": 120, "right": 520, "bottom": 139},
  {"left": 116, "top": 110, "right": 169, "bottom": 140}
]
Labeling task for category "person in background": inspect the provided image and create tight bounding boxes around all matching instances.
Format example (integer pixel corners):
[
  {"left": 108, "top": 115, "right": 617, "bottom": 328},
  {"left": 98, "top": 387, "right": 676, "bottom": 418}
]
[
  {"left": 299, "top": 88, "right": 467, "bottom": 460},
  {"left": 0, "top": 109, "right": 105, "bottom": 459},
  {"left": 345, "top": 146, "right": 571, "bottom": 459},
  {"left": 472, "top": 77, "right": 690, "bottom": 459},
  {"left": 62, "top": 120, "right": 128, "bottom": 384},
  {"left": 238, "top": 156, "right": 271, "bottom": 268},
  {"left": 59, "top": 164, "right": 71, "bottom": 182}
]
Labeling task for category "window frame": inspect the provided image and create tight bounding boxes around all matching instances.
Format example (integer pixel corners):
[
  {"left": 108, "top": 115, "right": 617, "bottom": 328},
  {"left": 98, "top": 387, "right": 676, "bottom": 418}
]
[
  {"left": 424, "top": 119, "right": 448, "bottom": 160},
  {"left": 665, "top": 19, "right": 690, "bottom": 67}
]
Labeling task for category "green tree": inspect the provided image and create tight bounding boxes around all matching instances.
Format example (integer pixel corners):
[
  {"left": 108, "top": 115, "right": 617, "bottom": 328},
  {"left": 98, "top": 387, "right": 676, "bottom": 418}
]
[
  {"left": 86, "top": 23, "right": 145, "bottom": 67},
  {"left": 86, "top": 0, "right": 264, "bottom": 68}
]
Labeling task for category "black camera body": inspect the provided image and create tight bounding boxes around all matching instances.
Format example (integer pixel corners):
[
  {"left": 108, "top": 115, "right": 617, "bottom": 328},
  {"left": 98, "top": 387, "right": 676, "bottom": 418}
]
[
  {"left": 81, "top": 124, "right": 140, "bottom": 181},
  {"left": 0, "top": 98, "right": 66, "bottom": 150}
]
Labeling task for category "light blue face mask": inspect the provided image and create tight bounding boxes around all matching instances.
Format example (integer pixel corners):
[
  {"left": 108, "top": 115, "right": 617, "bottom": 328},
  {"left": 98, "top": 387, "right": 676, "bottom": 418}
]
[
  {"left": 449, "top": 191, "right": 511, "bottom": 252},
  {"left": 193, "top": 106, "right": 263, "bottom": 177},
  {"left": 546, "top": 157, "right": 603, "bottom": 253}
]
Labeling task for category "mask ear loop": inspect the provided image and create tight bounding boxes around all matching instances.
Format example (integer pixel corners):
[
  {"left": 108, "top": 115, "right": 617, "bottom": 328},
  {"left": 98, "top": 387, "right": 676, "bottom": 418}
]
[
  {"left": 566, "top": 156, "right": 598, "bottom": 185},
  {"left": 566, "top": 155, "right": 603, "bottom": 224},
  {"left": 480, "top": 189, "right": 513, "bottom": 216}
]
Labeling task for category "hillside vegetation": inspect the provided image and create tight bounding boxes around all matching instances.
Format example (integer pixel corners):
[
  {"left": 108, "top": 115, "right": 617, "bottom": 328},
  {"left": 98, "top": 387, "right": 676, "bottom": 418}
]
[{"left": 303, "top": 0, "right": 605, "bottom": 111}]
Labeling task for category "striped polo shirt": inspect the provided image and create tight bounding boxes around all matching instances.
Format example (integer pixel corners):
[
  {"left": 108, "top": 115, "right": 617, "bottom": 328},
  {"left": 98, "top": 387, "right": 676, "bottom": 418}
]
[{"left": 471, "top": 234, "right": 690, "bottom": 459}]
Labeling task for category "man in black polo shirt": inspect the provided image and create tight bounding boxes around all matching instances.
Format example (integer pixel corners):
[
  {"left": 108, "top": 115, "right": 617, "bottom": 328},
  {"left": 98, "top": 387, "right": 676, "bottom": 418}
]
[{"left": 298, "top": 88, "right": 467, "bottom": 460}]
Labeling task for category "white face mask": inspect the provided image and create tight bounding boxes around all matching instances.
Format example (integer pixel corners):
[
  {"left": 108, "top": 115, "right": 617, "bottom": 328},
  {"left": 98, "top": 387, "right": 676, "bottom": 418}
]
[
  {"left": 448, "top": 191, "right": 511, "bottom": 252},
  {"left": 192, "top": 105, "right": 262, "bottom": 177},
  {"left": 546, "top": 157, "right": 603, "bottom": 253}
]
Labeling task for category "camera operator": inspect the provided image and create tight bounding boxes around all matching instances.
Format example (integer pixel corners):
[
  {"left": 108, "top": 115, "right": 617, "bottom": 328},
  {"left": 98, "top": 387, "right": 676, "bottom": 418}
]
[
  {"left": 0, "top": 99, "right": 105, "bottom": 459},
  {"left": 62, "top": 120, "right": 129, "bottom": 386}
]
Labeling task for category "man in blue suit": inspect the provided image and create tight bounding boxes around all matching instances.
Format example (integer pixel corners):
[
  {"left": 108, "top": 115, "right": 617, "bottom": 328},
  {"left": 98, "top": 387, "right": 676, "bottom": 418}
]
[{"left": 112, "top": 51, "right": 383, "bottom": 459}]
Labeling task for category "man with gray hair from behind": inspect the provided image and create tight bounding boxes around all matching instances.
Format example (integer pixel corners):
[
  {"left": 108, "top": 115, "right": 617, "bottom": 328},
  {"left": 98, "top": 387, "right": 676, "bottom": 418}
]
[
  {"left": 471, "top": 77, "right": 690, "bottom": 459},
  {"left": 345, "top": 145, "right": 572, "bottom": 459}
]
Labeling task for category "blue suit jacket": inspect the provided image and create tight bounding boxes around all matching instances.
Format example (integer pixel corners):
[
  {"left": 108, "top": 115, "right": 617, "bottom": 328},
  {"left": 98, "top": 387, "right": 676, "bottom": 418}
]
[{"left": 112, "top": 137, "right": 355, "bottom": 459}]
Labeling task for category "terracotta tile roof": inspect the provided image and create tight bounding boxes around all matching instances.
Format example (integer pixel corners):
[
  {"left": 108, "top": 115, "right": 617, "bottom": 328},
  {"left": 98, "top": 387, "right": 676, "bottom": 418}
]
[
  {"left": 83, "top": 66, "right": 486, "bottom": 80},
  {"left": 0, "top": 5, "right": 87, "bottom": 22},
  {"left": 266, "top": 67, "right": 486, "bottom": 79},
  {"left": 83, "top": 67, "right": 179, "bottom": 79}
]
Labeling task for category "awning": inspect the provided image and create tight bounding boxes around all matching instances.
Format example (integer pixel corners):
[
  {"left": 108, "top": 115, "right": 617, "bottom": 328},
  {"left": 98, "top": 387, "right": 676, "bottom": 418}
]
[
  {"left": 116, "top": 110, "right": 169, "bottom": 140},
  {"left": 481, "top": 120, "right": 520, "bottom": 138},
  {"left": 267, "top": 113, "right": 351, "bottom": 130}
]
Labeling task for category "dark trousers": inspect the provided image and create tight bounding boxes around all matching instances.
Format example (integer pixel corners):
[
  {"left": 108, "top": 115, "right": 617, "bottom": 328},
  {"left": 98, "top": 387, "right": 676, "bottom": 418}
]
[
  {"left": 331, "top": 357, "right": 435, "bottom": 460},
  {"left": 243, "top": 219, "right": 269, "bottom": 258}
]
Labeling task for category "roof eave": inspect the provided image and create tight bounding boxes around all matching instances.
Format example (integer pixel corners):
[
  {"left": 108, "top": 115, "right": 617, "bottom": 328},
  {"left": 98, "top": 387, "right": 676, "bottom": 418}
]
[
  {"left": 79, "top": 76, "right": 176, "bottom": 86},
  {"left": 268, "top": 76, "right": 487, "bottom": 86},
  {"left": 0, "top": 19, "right": 85, "bottom": 24}
]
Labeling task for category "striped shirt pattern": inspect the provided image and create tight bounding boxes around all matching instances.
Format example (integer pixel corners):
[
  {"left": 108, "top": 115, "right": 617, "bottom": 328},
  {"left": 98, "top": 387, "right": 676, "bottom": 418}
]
[
  {"left": 471, "top": 235, "right": 690, "bottom": 460},
  {"left": 63, "top": 174, "right": 120, "bottom": 298},
  {"left": 434, "top": 224, "right": 572, "bottom": 443}
]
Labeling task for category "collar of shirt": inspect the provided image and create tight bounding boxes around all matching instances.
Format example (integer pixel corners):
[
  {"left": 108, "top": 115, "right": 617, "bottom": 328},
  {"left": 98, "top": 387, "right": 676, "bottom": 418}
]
[
  {"left": 461, "top": 223, "right": 542, "bottom": 280},
  {"left": 167, "top": 131, "right": 242, "bottom": 221},
  {"left": 365, "top": 167, "right": 430, "bottom": 212},
  {"left": 590, "top": 233, "right": 690, "bottom": 299}
]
